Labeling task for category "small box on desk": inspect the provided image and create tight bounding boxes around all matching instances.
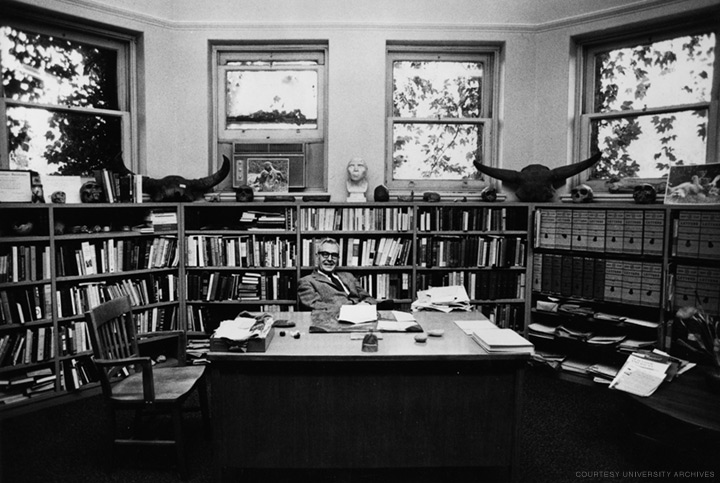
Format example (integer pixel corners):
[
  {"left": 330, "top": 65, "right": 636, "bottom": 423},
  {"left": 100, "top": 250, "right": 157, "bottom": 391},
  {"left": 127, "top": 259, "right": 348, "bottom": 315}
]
[{"left": 210, "top": 328, "right": 275, "bottom": 353}]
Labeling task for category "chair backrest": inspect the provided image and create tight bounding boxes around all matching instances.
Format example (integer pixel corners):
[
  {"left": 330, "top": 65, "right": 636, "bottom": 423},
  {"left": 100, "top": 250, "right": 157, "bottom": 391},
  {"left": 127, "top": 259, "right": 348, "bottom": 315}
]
[
  {"left": 86, "top": 296, "right": 138, "bottom": 360},
  {"left": 85, "top": 296, "right": 138, "bottom": 395}
]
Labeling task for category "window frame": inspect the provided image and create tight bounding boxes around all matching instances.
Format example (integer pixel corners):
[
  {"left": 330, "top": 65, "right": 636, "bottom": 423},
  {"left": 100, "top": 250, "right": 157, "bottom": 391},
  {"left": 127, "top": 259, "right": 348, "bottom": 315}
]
[
  {"left": 0, "top": 9, "right": 139, "bottom": 173},
  {"left": 213, "top": 45, "right": 327, "bottom": 144},
  {"left": 573, "top": 14, "right": 720, "bottom": 197},
  {"left": 385, "top": 43, "right": 501, "bottom": 193}
]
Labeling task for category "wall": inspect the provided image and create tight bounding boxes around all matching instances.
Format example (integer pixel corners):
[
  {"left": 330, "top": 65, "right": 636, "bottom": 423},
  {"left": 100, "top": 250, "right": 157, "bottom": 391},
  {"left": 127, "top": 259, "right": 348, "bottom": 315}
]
[{"left": 10, "top": 0, "right": 720, "bottom": 200}]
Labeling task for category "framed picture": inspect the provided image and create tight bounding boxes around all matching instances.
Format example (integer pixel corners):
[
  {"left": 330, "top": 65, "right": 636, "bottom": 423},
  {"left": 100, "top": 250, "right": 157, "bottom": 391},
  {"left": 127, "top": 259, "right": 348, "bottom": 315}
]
[
  {"left": 246, "top": 157, "right": 290, "bottom": 193},
  {"left": 0, "top": 170, "right": 32, "bottom": 202},
  {"left": 664, "top": 163, "right": 720, "bottom": 205}
]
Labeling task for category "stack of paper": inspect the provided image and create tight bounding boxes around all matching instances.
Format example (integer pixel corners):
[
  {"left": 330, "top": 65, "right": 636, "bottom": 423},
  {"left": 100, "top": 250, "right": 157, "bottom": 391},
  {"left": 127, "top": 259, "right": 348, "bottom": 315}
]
[
  {"left": 470, "top": 328, "right": 534, "bottom": 354},
  {"left": 609, "top": 352, "right": 672, "bottom": 397},
  {"left": 411, "top": 285, "right": 471, "bottom": 313},
  {"left": 453, "top": 318, "right": 497, "bottom": 335},
  {"left": 338, "top": 304, "right": 377, "bottom": 324}
]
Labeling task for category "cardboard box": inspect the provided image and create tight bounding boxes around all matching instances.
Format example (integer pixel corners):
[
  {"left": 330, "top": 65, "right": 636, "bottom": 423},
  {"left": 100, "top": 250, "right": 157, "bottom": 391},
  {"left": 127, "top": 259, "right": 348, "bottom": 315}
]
[{"left": 210, "top": 327, "right": 275, "bottom": 353}]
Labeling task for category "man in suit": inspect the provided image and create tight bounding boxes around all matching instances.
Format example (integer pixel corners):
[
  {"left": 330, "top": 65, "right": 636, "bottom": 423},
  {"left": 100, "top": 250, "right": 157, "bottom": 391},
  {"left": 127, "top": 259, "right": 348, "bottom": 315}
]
[{"left": 298, "top": 237, "right": 376, "bottom": 312}]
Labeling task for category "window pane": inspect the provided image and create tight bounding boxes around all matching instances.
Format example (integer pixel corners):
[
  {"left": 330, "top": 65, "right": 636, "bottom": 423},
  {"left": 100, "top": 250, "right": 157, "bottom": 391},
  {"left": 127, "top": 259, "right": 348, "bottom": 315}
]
[
  {"left": 1, "top": 25, "right": 119, "bottom": 110},
  {"left": 8, "top": 106, "right": 122, "bottom": 176},
  {"left": 392, "top": 123, "right": 482, "bottom": 180},
  {"left": 593, "top": 33, "right": 714, "bottom": 113},
  {"left": 589, "top": 110, "right": 707, "bottom": 179},
  {"left": 393, "top": 61, "right": 483, "bottom": 118},
  {"left": 225, "top": 70, "right": 318, "bottom": 130}
]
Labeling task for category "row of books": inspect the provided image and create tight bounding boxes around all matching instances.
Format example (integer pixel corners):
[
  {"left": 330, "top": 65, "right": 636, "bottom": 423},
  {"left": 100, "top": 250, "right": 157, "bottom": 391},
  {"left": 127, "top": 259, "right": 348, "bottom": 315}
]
[
  {"left": 93, "top": 168, "right": 143, "bottom": 203},
  {"left": 59, "top": 357, "right": 98, "bottom": 391},
  {"left": 673, "top": 264, "right": 720, "bottom": 314},
  {"left": 478, "top": 303, "right": 525, "bottom": 332},
  {"left": 357, "top": 272, "right": 412, "bottom": 300},
  {"left": 300, "top": 237, "right": 413, "bottom": 268},
  {"left": 0, "top": 325, "right": 58, "bottom": 367},
  {"left": 417, "top": 235, "right": 526, "bottom": 268},
  {"left": 186, "top": 272, "right": 296, "bottom": 302},
  {"left": 533, "top": 254, "right": 663, "bottom": 307},
  {"left": 299, "top": 207, "right": 414, "bottom": 232},
  {"left": 534, "top": 208, "right": 665, "bottom": 255},
  {"left": 237, "top": 209, "right": 296, "bottom": 231},
  {"left": 0, "top": 367, "right": 59, "bottom": 405},
  {"left": 0, "top": 245, "right": 51, "bottom": 283},
  {"left": 417, "top": 206, "right": 526, "bottom": 232},
  {"left": 417, "top": 270, "right": 526, "bottom": 301},
  {"left": 56, "top": 274, "right": 178, "bottom": 318},
  {"left": 671, "top": 210, "right": 720, "bottom": 259},
  {"left": 0, "top": 285, "right": 52, "bottom": 325},
  {"left": 186, "top": 235, "right": 297, "bottom": 268},
  {"left": 55, "top": 236, "right": 179, "bottom": 277}
]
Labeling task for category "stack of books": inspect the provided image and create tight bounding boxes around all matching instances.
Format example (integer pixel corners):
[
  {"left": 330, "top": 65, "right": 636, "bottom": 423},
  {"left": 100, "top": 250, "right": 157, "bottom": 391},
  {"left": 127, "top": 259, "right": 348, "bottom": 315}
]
[{"left": 470, "top": 327, "right": 534, "bottom": 354}]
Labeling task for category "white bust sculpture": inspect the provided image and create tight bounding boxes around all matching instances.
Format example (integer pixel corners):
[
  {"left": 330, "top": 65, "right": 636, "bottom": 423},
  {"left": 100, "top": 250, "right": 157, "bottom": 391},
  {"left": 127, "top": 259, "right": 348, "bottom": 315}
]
[{"left": 346, "top": 156, "right": 369, "bottom": 202}]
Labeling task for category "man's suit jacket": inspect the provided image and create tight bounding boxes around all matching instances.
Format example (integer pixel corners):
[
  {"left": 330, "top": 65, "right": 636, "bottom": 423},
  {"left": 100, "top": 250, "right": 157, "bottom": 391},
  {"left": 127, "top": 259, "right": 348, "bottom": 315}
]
[{"left": 297, "top": 270, "right": 376, "bottom": 311}]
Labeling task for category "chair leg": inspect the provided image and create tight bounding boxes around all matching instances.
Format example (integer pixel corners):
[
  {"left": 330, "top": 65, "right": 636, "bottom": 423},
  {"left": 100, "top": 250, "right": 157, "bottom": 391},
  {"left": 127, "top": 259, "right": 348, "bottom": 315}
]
[
  {"left": 198, "top": 378, "right": 211, "bottom": 439},
  {"left": 172, "top": 405, "right": 187, "bottom": 480},
  {"left": 106, "top": 405, "right": 117, "bottom": 472}
]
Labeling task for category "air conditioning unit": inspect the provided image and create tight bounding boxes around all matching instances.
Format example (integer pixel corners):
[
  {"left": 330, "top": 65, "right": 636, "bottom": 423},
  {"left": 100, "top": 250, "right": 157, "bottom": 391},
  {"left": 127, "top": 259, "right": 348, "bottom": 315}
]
[{"left": 232, "top": 143, "right": 306, "bottom": 191}]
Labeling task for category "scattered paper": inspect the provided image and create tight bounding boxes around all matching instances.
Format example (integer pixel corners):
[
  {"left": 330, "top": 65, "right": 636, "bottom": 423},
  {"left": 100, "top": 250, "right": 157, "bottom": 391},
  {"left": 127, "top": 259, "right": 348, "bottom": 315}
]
[{"left": 454, "top": 319, "right": 497, "bottom": 335}]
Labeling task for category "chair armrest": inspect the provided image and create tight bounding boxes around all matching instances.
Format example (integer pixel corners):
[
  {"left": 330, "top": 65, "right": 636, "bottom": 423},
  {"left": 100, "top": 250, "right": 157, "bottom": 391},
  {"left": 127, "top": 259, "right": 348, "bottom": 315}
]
[
  {"left": 138, "top": 331, "right": 188, "bottom": 366},
  {"left": 94, "top": 356, "right": 156, "bottom": 402}
]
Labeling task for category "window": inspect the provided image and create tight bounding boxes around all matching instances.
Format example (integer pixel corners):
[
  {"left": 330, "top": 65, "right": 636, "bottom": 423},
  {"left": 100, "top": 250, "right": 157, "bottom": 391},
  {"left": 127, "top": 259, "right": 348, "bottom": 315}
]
[
  {"left": 386, "top": 44, "right": 500, "bottom": 192},
  {"left": 0, "top": 12, "right": 136, "bottom": 177},
  {"left": 577, "top": 18, "right": 719, "bottom": 194},
  {"left": 212, "top": 44, "right": 328, "bottom": 192}
]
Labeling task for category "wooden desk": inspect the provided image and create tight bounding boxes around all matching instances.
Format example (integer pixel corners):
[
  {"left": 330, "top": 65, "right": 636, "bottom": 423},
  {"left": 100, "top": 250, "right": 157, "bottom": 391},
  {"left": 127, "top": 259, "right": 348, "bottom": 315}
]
[
  {"left": 631, "top": 368, "right": 720, "bottom": 433},
  {"left": 208, "top": 312, "right": 529, "bottom": 482}
]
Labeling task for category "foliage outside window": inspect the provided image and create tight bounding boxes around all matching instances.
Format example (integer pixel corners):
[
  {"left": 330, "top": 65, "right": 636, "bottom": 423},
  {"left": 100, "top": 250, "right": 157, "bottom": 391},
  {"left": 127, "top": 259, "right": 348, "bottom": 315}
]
[
  {"left": 579, "top": 23, "right": 718, "bottom": 194},
  {"left": 216, "top": 48, "right": 326, "bottom": 142},
  {"left": 387, "top": 45, "right": 499, "bottom": 192},
  {"left": 0, "top": 17, "right": 133, "bottom": 177}
]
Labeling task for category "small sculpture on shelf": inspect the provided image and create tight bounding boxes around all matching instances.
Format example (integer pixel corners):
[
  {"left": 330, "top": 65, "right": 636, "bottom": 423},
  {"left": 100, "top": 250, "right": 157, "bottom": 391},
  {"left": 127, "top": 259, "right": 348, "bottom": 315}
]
[
  {"left": 346, "top": 157, "right": 369, "bottom": 202},
  {"left": 480, "top": 185, "right": 498, "bottom": 202},
  {"left": 570, "top": 183, "right": 594, "bottom": 203},
  {"left": 80, "top": 180, "right": 104, "bottom": 203},
  {"left": 373, "top": 184, "right": 390, "bottom": 202},
  {"left": 50, "top": 191, "right": 66, "bottom": 204},
  {"left": 633, "top": 183, "right": 657, "bottom": 204},
  {"left": 235, "top": 185, "right": 254, "bottom": 202}
]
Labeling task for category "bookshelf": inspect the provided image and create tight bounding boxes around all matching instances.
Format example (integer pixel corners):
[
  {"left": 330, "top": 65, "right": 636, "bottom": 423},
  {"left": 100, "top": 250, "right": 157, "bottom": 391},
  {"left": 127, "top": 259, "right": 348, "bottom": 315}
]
[
  {"left": 1, "top": 200, "right": 717, "bottom": 413},
  {"left": 0, "top": 203, "right": 182, "bottom": 415}
]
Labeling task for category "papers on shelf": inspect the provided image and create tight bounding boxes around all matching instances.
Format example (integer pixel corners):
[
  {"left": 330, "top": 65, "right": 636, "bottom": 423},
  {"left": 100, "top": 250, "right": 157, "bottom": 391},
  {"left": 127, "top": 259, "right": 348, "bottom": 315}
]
[
  {"left": 339, "top": 304, "right": 378, "bottom": 324},
  {"left": 594, "top": 313, "right": 659, "bottom": 328},
  {"left": 586, "top": 334, "right": 626, "bottom": 346},
  {"left": 411, "top": 285, "right": 471, "bottom": 312},
  {"left": 470, "top": 328, "right": 534, "bottom": 354},
  {"left": 528, "top": 322, "right": 556, "bottom": 339},
  {"left": 560, "top": 358, "right": 594, "bottom": 375},
  {"left": 609, "top": 352, "right": 672, "bottom": 397},
  {"left": 453, "top": 318, "right": 496, "bottom": 335}
]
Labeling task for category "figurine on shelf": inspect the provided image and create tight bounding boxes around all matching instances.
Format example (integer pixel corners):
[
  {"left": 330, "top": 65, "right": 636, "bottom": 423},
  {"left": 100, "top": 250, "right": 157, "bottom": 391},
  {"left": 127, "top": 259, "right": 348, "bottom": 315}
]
[
  {"left": 30, "top": 171, "right": 45, "bottom": 203},
  {"left": 346, "top": 157, "right": 369, "bottom": 202}
]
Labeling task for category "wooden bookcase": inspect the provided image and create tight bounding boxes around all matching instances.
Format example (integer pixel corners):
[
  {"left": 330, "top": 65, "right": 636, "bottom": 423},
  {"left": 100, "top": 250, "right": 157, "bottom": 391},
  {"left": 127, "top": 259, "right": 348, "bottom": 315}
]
[
  {"left": 1, "top": 200, "right": 717, "bottom": 414},
  {"left": 529, "top": 203, "right": 720, "bottom": 380}
]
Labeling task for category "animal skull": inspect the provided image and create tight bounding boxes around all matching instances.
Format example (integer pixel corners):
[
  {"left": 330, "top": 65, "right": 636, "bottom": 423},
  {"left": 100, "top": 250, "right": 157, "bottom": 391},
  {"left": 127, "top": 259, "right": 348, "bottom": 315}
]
[
  {"left": 633, "top": 183, "right": 657, "bottom": 204},
  {"left": 570, "top": 184, "right": 594, "bottom": 203},
  {"left": 80, "top": 181, "right": 104, "bottom": 203},
  {"left": 112, "top": 154, "right": 230, "bottom": 202},
  {"left": 473, "top": 152, "right": 602, "bottom": 202}
]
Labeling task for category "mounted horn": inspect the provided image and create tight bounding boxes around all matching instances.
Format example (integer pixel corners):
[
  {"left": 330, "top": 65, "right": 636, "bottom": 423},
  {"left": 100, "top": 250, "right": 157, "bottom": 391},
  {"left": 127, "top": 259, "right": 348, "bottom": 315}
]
[
  {"left": 111, "top": 154, "right": 231, "bottom": 202},
  {"left": 474, "top": 152, "right": 601, "bottom": 202}
]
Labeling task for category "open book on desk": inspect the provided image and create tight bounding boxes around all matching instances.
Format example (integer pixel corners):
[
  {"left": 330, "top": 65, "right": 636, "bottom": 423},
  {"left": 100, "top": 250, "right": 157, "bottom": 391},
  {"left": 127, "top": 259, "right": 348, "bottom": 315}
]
[{"left": 376, "top": 310, "right": 422, "bottom": 332}]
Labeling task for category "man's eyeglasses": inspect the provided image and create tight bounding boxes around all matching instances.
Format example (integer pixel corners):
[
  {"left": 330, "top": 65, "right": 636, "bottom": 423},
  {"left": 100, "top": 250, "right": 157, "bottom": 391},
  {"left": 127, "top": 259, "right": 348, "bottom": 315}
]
[{"left": 317, "top": 251, "right": 340, "bottom": 260}]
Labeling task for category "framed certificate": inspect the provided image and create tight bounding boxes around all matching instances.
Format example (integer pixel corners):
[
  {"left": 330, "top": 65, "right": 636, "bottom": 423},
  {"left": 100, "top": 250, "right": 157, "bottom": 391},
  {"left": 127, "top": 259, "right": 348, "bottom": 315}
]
[{"left": 0, "top": 170, "right": 32, "bottom": 202}]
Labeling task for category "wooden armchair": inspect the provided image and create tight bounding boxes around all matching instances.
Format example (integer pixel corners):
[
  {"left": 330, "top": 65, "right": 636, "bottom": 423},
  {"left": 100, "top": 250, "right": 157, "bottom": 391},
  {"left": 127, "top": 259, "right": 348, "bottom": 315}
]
[{"left": 85, "top": 296, "right": 210, "bottom": 479}]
